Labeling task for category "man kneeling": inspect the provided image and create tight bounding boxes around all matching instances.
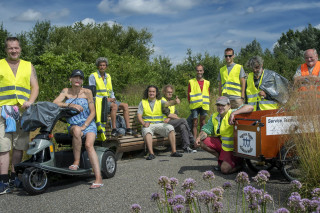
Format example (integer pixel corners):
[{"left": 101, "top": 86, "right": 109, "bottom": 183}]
[
  {"left": 137, "top": 85, "right": 183, "bottom": 160},
  {"left": 195, "top": 96, "right": 253, "bottom": 174}
]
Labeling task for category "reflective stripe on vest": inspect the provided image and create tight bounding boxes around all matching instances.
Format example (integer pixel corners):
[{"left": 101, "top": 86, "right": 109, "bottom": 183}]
[
  {"left": 142, "top": 99, "right": 163, "bottom": 123},
  {"left": 161, "top": 97, "right": 175, "bottom": 119},
  {"left": 246, "top": 71, "right": 278, "bottom": 111},
  {"left": 220, "top": 64, "right": 242, "bottom": 97},
  {"left": 95, "top": 96, "right": 107, "bottom": 141},
  {"left": 189, "top": 78, "right": 210, "bottom": 110},
  {"left": 92, "top": 72, "right": 113, "bottom": 97},
  {"left": 299, "top": 61, "right": 320, "bottom": 95},
  {"left": 0, "top": 59, "right": 31, "bottom": 106},
  {"left": 211, "top": 110, "right": 234, "bottom": 151}
]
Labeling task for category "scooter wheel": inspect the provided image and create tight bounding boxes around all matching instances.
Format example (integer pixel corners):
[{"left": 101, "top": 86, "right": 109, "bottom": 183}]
[
  {"left": 101, "top": 151, "right": 117, "bottom": 179},
  {"left": 22, "top": 167, "right": 49, "bottom": 195}
]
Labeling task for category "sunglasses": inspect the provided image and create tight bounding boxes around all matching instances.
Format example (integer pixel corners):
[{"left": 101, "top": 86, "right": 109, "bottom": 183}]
[{"left": 225, "top": 55, "right": 233, "bottom": 58}]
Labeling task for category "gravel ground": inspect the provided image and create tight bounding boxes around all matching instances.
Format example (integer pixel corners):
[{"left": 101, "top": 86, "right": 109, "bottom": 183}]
[{"left": 1, "top": 149, "right": 291, "bottom": 213}]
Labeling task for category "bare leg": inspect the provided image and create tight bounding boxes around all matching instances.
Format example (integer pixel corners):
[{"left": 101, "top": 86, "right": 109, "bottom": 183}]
[
  {"left": 200, "top": 141, "right": 219, "bottom": 158},
  {"left": 119, "top": 103, "right": 130, "bottom": 128},
  {"left": 200, "top": 115, "right": 206, "bottom": 131},
  {"left": 192, "top": 118, "right": 198, "bottom": 139},
  {"left": 11, "top": 149, "right": 23, "bottom": 173},
  {"left": 0, "top": 151, "right": 10, "bottom": 174},
  {"left": 145, "top": 133, "right": 154, "bottom": 155},
  {"left": 70, "top": 126, "right": 83, "bottom": 167},
  {"left": 168, "top": 131, "right": 177, "bottom": 153},
  {"left": 85, "top": 132, "right": 102, "bottom": 184},
  {"left": 221, "top": 161, "right": 236, "bottom": 174},
  {"left": 110, "top": 102, "right": 118, "bottom": 129}
]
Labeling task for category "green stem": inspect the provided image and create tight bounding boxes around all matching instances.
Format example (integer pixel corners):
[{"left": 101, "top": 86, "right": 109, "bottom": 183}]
[
  {"left": 193, "top": 199, "right": 199, "bottom": 213},
  {"left": 163, "top": 187, "right": 171, "bottom": 213},
  {"left": 236, "top": 184, "right": 240, "bottom": 213}
]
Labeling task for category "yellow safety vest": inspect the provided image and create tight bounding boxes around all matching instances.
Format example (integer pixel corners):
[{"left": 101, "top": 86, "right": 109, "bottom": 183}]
[
  {"left": 161, "top": 97, "right": 175, "bottom": 119},
  {"left": 91, "top": 71, "right": 113, "bottom": 141},
  {"left": 142, "top": 99, "right": 163, "bottom": 124},
  {"left": 92, "top": 72, "right": 113, "bottom": 97},
  {"left": 220, "top": 64, "right": 242, "bottom": 97},
  {"left": 0, "top": 59, "right": 31, "bottom": 106},
  {"left": 189, "top": 78, "right": 210, "bottom": 110},
  {"left": 211, "top": 110, "right": 234, "bottom": 151},
  {"left": 246, "top": 71, "right": 278, "bottom": 111}
]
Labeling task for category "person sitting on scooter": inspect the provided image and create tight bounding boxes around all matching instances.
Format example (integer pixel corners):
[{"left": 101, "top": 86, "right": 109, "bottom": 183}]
[{"left": 53, "top": 69, "right": 103, "bottom": 189}]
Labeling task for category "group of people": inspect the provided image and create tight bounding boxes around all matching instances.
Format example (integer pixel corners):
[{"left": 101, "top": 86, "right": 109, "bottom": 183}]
[{"left": 0, "top": 35, "right": 318, "bottom": 194}]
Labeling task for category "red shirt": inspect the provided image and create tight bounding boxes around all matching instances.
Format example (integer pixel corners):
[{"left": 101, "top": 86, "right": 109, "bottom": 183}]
[{"left": 188, "top": 79, "right": 210, "bottom": 102}]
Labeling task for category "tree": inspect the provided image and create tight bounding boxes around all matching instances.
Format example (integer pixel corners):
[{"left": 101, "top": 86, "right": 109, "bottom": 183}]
[{"left": 0, "top": 23, "right": 11, "bottom": 58}]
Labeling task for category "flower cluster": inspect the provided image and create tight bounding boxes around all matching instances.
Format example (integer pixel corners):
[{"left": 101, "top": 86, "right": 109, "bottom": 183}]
[
  {"left": 252, "top": 170, "right": 269, "bottom": 186},
  {"left": 181, "top": 178, "right": 196, "bottom": 190},
  {"left": 291, "top": 180, "right": 302, "bottom": 190},
  {"left": 235, "top": 171, "right": 250, "bottom": 185},
  {"left": 130, "top": 204, "right": 141, "bottom": 213}
]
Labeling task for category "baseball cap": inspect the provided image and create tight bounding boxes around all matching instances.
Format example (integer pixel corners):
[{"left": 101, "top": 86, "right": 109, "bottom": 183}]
[
  {"left": 70, "top": 69, "right": 84, "bottom": 79},
  {"left": 215, "top": 96, "right": 230, "bottom": 105}
]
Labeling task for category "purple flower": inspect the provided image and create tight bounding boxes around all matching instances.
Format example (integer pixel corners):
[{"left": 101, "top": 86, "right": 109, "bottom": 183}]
[
  {"left": 211, "top": 187, "right": 224, "bottom": 201},
  {"left": 288, "top": 192, "right": 305, "bottom": 212},
  {"left": 203, "top": 171, "right": 215, "bottom": 181},
  {"left": 170, "top": 177, "right": 179, "bottom": 190},
  {"left": 174, "top": 195, "right": 185, "bottom": 204},
  {"left": 199, "top": 190, "right": 216, "bottom": 205},
  {"left": 173, "top": 204, "right": 184, "bottom": 213},
  {"left": 252, "top": 173, "right": 268, "bottom": 186},
  {"left": 258, "top": 170, "right": 270, "bottom": 178},
  {"left": 167, "top": 198, "right": 176, "bottom": 206},
  {"left": 312, "top": 188, "right": 320, "bottom": 198},
  {"left": 185, "top": 189, "right": 196, "bottom": 204},
  {"left": 235, "top": 172, "right": 250, "bottom": 185},
  {"left": 212, "top": 201, "right": 223, "bottom": 213},
  {"left": 222, "top": 182, "right": 232, "bottom": 190},
  {"left": 291, "top": 180, "right": 302, "bottom": 190},
  {"left": 130, "top": 204, "right": 141, "bottom": 213},
  {"left": 248, "top": 202, "right": 260, "bottom": 211},
  {"left": 151, "top": 192, "right": 160, "bottom": 201},
  {"left": 182, "top": 178, "right": 196, "bottom": 190},
  {"left": 274, "top": 208, "right": 290, "bottom": 213},
  {"left": 158, "top": 176, "right": 170, "bottom": 189},
  {"left": 167, "top": 190, "right": 174, "bottom": 198},
  {"left": 259, "top": 193, "right": 273, "bottom": 205}
]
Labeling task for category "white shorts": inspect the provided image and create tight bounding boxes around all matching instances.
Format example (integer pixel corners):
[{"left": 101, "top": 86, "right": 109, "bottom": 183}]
[{"left": 142, "top": 123, "right": 175, "bottom": 137}]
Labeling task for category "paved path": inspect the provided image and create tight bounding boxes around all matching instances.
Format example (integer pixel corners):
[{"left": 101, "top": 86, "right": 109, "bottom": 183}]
[{"left": 1, "top": 150, "right": 291, "bottom": 213}]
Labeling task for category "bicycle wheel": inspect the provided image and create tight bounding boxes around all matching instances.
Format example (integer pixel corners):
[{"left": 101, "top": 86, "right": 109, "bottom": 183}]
[{"left": 281, "top": 144, "right": 301, "bottom": 181}]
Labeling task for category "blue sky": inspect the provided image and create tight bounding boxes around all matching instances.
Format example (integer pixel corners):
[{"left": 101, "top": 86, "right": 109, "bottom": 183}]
[{"left": 1, "top": 0, "right": 320, "bottom": 65}]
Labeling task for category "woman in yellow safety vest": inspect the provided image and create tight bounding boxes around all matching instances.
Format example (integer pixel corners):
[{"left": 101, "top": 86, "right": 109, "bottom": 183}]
[{"left": 195, "top": 96, "right": 253, "bottom": 174}]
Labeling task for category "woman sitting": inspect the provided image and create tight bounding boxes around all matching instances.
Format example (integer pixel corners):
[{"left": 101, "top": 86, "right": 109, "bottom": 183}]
[{"left": 53, "top": 69, "right": 103, "bottom": 189}]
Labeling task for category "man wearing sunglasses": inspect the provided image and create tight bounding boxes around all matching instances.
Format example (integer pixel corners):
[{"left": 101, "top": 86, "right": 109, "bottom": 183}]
[{"left": 218, "top": 48, "right": 246, "bottom": 109}]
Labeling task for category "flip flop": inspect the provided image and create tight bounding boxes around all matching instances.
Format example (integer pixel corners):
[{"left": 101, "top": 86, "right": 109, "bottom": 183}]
[
  {"left": 90, "top": 183, "right": 104, "bottom": 189},
  {"left": 69, "top": 164, "right": 79, "bottom": 170}
]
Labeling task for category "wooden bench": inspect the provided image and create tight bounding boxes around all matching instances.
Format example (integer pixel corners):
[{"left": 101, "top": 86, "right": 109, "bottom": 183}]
[{"left": 96, "top": 106, "right": 181, "bottom": 160}]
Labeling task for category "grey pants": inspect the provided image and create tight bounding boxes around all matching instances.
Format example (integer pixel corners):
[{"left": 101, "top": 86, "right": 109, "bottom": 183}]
[{"left": 168, "top": 118, "right": 195, "bottom": 149}]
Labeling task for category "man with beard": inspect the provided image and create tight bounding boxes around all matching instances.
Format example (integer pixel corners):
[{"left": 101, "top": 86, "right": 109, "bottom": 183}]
[
  {"left": 188, "top": 64, "right": 210, "bottom": 139},
  {"left": 245, "top": 56, "right": 289, "bottom": 111}
]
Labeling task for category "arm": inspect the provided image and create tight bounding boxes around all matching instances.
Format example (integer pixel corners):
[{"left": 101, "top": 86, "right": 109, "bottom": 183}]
[
  {"left": 163, "top": 97, "right": 180, "bottom": 107},
  {"left": 22, "top": 65, "right": 39, "bottom": 109},
  {"left": 137, "top": 113, "right": 150, "bottom": 128},
  {"left": 218, "top": 81, "right": 222, "bottom": 96},
  {"left": 195, "top": 131, "right": 208, "bottom": 147},
  {"left": 187, "top": 83, "right": 191, "bottom": 103},
  {"left": 53, "top": 88, "right": 83, "bottom": 111},
  {"left": 240, "top": 77, "right": 246, "bottom": 99},
  {"left": 229, "top": 104, "right": 254, "bottom": 125}
]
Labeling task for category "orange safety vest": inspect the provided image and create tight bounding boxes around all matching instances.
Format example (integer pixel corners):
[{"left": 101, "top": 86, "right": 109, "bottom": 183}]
[{"left": 298, "top": 61, "right": 320, "bottom": 97}]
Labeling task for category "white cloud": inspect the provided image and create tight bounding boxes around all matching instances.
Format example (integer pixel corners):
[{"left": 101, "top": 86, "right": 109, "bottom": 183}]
[
  {"left": 81, "top": 18, "right": 96, "bottom": 25},
  {"left": 258, "top": 2, "right": 320, "bottom": 13},
  {"left": 13, "top": 9, "right": 42, "bottom": 22},
  {"left": 228, "top": 29, "right": 280, "bottom": 41},
  {"left": 246, "top": 6, "right": 254, "bottom": 14},
  {"left": 98, "top": 0, "right": 198, "bottom": 15},
  {"left": 48, "top": 8, "right": 70, "bottom": 19}
]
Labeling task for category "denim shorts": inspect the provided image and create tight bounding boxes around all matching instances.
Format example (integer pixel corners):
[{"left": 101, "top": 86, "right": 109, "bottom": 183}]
[
  {"left": 107, "top": 100, "right": 121, "bottom": 113},
  {"left": 190, "top": 107, "right": 208, "bottom": 119}
]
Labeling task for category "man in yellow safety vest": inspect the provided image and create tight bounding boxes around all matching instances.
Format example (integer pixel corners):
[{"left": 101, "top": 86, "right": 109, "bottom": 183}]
[
  {"left": 0, "top": 37, "right": 39, "bottom": 194},
  {"left": 218, "top": 48, "right": 246, "bottom": 109},
  {"left": 89, "top": 57, "right": 137, "bottom": 140}
]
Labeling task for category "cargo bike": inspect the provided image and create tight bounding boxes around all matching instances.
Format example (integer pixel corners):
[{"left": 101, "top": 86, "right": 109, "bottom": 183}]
[{"left": 233, "top": 109, "right": 301, "bottom": 181}]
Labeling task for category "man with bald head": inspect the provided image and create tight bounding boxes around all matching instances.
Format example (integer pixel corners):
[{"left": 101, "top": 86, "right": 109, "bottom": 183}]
[{"left": 293, "top": 49, "right": 320, "bottom": 96}]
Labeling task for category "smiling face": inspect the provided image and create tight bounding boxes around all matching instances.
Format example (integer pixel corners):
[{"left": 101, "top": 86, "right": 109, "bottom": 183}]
[
  {"left": 216, "top": 104, "right": 231, "bottom": 117},
  {"left": 224, "top": 50, "right": 234, "bottom": 64},
  {"left": 196, "top": 65, "right": 204, "bottom": 79},
  {"left": 148, "top": 87, "right": 157, "bottom": 100},
  {"left": 6, "top": 40, "right": 21, "bottom": 61},
  {"left": 70, "top": 76, "right": 83, "bottom": 87},
  {"left": 165, "top": 87, "right": 173, "bottom": 100},
  {"left": 304, "top": 49, "right": 318, "bottom": 68}
]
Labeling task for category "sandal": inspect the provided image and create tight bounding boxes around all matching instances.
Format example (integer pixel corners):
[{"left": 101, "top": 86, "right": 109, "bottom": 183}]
[
  {"left": 69, "top": 164, "right": 79, "bottom": 170},
  {"left": 90, "top": 183, "right": 104, "bottom": 189}
]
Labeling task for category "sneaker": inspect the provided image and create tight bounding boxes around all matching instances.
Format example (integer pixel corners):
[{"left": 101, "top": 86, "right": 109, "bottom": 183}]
[
  {"left": 184, "top": 147, "right": 197, "bottom": 153},
  {"left": 126, "top": 128, "right": 139, "bottom": 137},
  {"left": 170, "top": 152, "right": 183, "bottom": 157},
  {"left": 111, "top": 129, "right": 118, "bottom": 137},
  {"left": 146, "top": 154, "right": 156, "bottom": 160},
  {"left": 9, "top": 178, "right": 23, "bottom": 189},
  {"left": 0, "top": 182, "right": 12, "bottom": 195}
]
